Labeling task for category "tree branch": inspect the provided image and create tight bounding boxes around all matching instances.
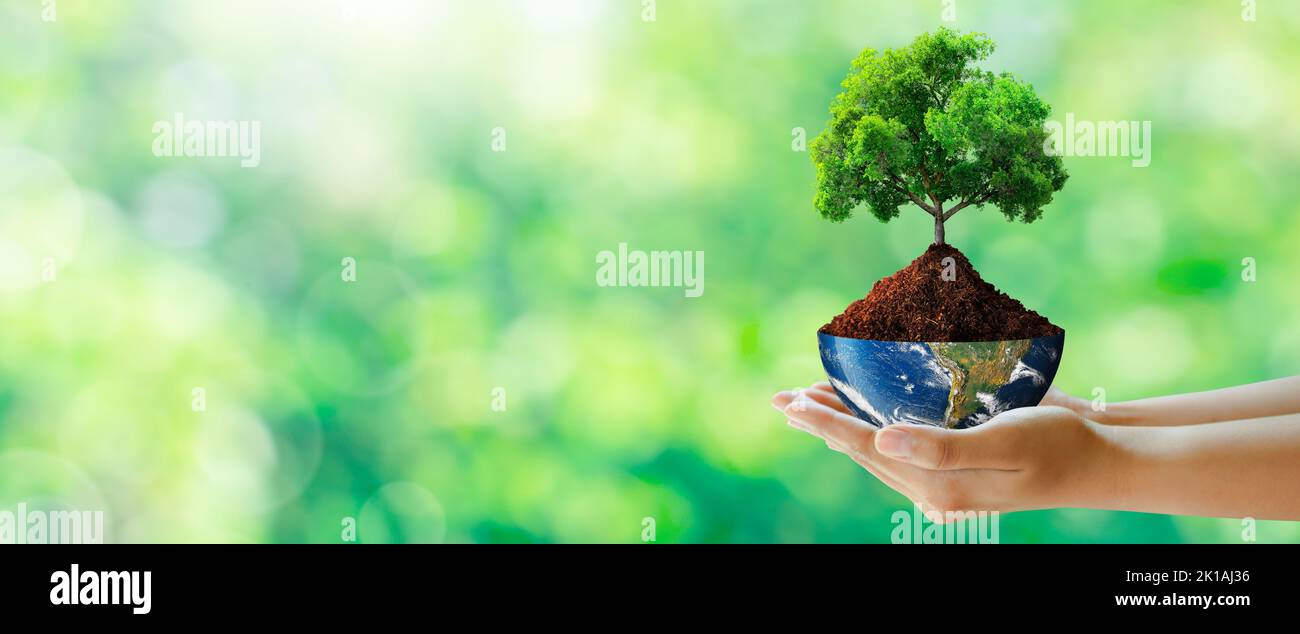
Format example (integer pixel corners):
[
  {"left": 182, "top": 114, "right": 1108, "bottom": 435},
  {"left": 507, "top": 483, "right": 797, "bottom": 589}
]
[
  {"left": 916, "top": 155, "right": 944, "bottom": 213},
  {"left": 888, "top": 174, "right": 936, "bottom": 217},
  {"left": 942, "top": 190, "right": 994, "bottom": 221},
  {"left": 878, "top": 154, "right": 941, "bottom": 216},
  {"left": 921, "top": 81, "right": 946, "bottom": 110}
]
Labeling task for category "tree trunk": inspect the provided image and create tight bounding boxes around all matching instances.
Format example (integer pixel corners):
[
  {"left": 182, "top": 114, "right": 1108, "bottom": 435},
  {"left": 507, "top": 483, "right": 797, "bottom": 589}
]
[{"left": 933, "top": 215, "right": 945, "bottom": 245}]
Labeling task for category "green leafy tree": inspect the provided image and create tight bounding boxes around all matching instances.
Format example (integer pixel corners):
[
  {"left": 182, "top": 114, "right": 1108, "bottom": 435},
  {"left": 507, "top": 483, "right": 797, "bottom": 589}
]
[{"left": 810, "top": 28, "right": 1068, "bottom": 245}]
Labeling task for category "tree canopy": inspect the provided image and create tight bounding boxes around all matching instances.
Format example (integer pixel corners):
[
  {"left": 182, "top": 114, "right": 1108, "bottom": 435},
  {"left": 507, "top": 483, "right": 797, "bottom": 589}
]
[{"left": 810, "top": 28, "right": 1068, "bottom": 244}]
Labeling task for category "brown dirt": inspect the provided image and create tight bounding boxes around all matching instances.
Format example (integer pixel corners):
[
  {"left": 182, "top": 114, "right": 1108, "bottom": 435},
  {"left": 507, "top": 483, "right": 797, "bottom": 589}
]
[{"left": 820, "top": 244, "right": 1062, "bottom": 342}]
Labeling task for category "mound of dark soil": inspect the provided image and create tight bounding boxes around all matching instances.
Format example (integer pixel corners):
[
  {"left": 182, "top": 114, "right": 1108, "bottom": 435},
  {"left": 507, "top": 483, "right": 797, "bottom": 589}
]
[{"left": 820, "top": 244, "right": 1062, "bottom": 341}]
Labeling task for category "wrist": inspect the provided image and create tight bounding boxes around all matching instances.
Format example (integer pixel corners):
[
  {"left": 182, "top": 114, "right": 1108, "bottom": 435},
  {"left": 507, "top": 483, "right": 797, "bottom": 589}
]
[{"left": 1074, "top": 419, "right": 1140, "bottom": 510}]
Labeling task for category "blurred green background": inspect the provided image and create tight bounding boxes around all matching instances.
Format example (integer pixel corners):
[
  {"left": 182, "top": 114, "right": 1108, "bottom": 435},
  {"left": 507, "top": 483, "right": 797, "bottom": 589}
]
[{"left": 1, "top": 0, "right": 1298, "bottom": 543}]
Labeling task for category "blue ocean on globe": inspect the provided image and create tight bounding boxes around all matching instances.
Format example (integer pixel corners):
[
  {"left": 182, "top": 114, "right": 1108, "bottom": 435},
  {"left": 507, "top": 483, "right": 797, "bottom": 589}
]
[{"left": 818, "top": 331, "right": 1065, "bottom": 429}]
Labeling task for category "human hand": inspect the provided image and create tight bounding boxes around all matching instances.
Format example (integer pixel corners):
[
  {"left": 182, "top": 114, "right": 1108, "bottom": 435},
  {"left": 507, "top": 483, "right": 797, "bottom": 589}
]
[{"left": 772, "top": 383, "right": 1122, "bottom": 519}]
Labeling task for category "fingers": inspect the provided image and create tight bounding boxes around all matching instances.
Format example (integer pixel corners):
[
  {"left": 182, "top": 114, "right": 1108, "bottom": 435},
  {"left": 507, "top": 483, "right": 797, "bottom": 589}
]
[
  {"left": 873, "top": 423, "right": 1018, "bottom": 471},
  {"left": 781, "top": 392, "right": 876, "bottom": 454},
  {"left": 783, "top": 396, "right": 942, "bottom": 489},
  {"left": 772, "top": 384, "right": 852, "bottom": 415},
  {"left": 848, "top": 448, "right": 925, "bottom": 496},
  {"left": 776, "top": 386, "right": 922, "bottom": 478},
  {"left": 808, "top": 383, "right": 855, "bottom": 413},
  {"left": 770, "top": 382, "right": 838, "bottom": 402},
  {"left": 800, "top": 386, "right": 854, "bottom": 414},
  {"left": 846, "top": 450, "right": 917, "bottom": 502},
  {"left": 772, "top": 384, "right": 1009, "bottom": 510}
]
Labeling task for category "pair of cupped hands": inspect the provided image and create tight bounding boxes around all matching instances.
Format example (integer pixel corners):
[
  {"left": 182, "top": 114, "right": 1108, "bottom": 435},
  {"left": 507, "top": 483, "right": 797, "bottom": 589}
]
[{"left": 772, "top": 382, "right": 1114, "bottom": 521}]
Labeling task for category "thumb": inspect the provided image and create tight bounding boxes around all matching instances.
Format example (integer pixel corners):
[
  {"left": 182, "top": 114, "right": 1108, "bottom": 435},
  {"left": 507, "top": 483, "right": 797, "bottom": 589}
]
[{"left": 873, "top": 423, "right": 1010, "bottom": 470}]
